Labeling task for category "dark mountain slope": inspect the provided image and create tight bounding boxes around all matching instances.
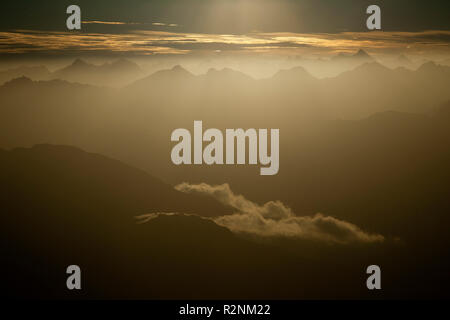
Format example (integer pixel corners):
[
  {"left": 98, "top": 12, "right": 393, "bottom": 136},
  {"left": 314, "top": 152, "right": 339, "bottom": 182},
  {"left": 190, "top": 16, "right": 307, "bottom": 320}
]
[{"left": 0, "top": 144, "right": 229, "bottom": 220}]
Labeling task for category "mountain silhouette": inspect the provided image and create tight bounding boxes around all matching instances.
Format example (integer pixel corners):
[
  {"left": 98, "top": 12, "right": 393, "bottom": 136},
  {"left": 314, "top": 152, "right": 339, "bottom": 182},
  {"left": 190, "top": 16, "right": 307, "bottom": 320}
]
[
  {"left": 1, "top": 76, "right": 92, "bottom": 91},
  {"left": 332, "top": 49, "right": 374, "bottom": 62},
  {"left": 397, "top": 54, "right": 413, "bottom": 66},
  {"left": 52, "top": 58, "right": 143, "bottom": 86},
  {"left": 1, "top": 75, "right": 34, "bottom": 88},
  {"left": 102, "top": 58, "right": 141, "bottom": 73},
  {"left": 270, "top": 65, "right": 316, "bottom": 83},
  {"left": 129, "top": 64, "right": 195, "bottom": 89},
  {"left": 416, "top": 61, "right": 450, "bottom": 77},
  {"left": 354, "top": 49, "right": 372, "bottom": 59},
  {"left": 0, "top": 144, "right": 229, "bottom": 218},
  {"left": 0, "top": 60, "right": 449, "bottom": 246},
  {"left": 204, "top": 67, "right": 253, "bottom": 81},
  {"left": 338, "top": 61, "right": 391, "bottom": 78},
  {"left": 0, "top": 65, "right": 51, "bottom": 85}
]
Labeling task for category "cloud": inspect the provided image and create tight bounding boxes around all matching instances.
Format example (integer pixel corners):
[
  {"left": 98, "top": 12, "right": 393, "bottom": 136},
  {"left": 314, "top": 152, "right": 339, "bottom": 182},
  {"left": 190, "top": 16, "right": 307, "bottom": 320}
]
[
  {"left": 152, "top": 22, "right": 178, "bottom": 27},
  {"left": 135, "top": 212, "right": 177, "bottom": 224},
  {"left": 0, "top": 29, "right": 448, "bottom": 56},
  {"left": 0, "top": 30, "right": 189, "bottom": 55},
  {"left": 174, "top": 182, "right": 384, "bottom": 244},
  {"left": 82, "top": 21, "right": 179, "bottom": 27},
  {"left": 82, "top": 20, "right": 128, "bottom": 25}
]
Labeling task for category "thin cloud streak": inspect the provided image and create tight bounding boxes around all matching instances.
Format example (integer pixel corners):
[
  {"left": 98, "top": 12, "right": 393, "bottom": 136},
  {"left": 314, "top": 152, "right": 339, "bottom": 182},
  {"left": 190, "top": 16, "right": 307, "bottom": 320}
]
[
  {"left": 82, "top": 21, "right": 179, "bottom": 27},
  {"left": 82, "top": 21, "right": 128, "bottom": 25}
]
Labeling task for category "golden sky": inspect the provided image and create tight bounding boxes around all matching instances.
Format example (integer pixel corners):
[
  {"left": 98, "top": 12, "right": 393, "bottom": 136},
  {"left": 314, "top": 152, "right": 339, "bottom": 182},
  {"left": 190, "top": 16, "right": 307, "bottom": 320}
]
[{"left": 1, "top": 29, "right": 449, "bottom": 57}]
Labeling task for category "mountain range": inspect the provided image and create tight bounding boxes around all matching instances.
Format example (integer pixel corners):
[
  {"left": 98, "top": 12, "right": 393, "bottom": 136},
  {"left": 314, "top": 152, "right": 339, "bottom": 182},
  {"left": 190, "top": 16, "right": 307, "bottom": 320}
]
[
  {"left": 1, "top": 53, "right": 450, "bottom": 298},
  {"left": 0, "top": 65, "right": 51, "bottom": 85},
  {"left": 0, "top": 58, "right": 144, "bottom": 87},
  {"left": 0, "top": 49, "right": 437, "bottom": 88}
]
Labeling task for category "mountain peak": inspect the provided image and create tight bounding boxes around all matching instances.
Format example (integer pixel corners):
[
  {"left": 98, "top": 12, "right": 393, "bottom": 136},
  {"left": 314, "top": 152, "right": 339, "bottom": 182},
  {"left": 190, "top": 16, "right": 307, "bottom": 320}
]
[
  {"left": 55, "top": 59, "right": 93, "bottom": 75},
  {"left": 128, "top": 65, "right": 194, "bottom": 88},
  {"left": 172, "top": 64, "right": 185, "bottom": 71},
  {"left": 109, "top": 58, "right": 138, "bottom": 68},
  {"left": 397, "top": 54, "right": 412, "bottom": 64},
  {"left": 207, "top": 67, "right": 222, "bottom": 74},
  {"left": 417, "top": 61, "right": 438, "bottom": 71},
  {"left": 416, "top": 61, "right": 450, "bottom": 75},
  {"left": 271, "top": 66, "right": 315, "bottom": 81},
  {"left": 331, "top": 49, "right": 373, "bottom": 61},
  {"left": 163, "top": 65, "right": 194, "bottom": 77},
  {"left": 2, "top": 76, "right": 34, "bottom": 88},
  {"left": 354, "top": 49, "right": 371, "bottom": 58},
  {"left": 71, "top": 58, "right": 90, "bottom": 67},
  {"left": 206, "top": 67, "right": 235, "bottom": 73},
  {"left": 167, "top": 65, "right": 193, "bottom": 76},
  {"left": 105, "top": 58, "right": 142, "bottom": 74},
  {"left": 205, "top": 67, "right": 252, "bottom": 80}
]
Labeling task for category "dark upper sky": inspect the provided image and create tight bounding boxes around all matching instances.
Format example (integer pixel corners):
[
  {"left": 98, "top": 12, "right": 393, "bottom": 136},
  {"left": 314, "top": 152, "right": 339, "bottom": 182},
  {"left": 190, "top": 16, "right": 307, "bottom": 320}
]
[{"left": 1, "top": 0, "right": 449, "bottom": 34}]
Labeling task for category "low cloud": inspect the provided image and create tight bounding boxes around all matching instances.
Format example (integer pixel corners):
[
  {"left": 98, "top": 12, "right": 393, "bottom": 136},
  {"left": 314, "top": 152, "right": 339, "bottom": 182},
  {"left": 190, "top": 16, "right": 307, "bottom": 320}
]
[{"left": 174, "top": 182, "right": 384, "bottom": 244}]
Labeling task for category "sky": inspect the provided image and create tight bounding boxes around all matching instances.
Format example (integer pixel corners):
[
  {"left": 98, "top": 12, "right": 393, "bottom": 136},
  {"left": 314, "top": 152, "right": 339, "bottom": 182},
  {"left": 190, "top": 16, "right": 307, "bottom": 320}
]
[{"left": 0, "top": 0, "right": 449, "bottom": 58}]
